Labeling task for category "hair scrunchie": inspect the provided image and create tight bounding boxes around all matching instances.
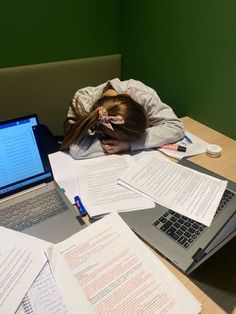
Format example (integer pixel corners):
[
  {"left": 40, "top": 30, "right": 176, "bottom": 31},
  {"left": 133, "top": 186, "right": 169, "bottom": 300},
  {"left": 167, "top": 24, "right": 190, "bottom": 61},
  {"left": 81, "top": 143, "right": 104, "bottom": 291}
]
[{"left": 97, "top": 106, "right": 124, "bottom": 131}]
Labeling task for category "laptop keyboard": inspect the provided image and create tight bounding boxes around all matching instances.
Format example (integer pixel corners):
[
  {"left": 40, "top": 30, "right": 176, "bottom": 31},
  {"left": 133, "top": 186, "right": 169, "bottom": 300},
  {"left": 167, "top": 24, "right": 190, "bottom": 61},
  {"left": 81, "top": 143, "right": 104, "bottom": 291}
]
[
  {"left": 0, "top": 190, "right": 69, "bottom": 231},
  {"left": 153, "top": 189, "right": 235, "bottom": 249}
]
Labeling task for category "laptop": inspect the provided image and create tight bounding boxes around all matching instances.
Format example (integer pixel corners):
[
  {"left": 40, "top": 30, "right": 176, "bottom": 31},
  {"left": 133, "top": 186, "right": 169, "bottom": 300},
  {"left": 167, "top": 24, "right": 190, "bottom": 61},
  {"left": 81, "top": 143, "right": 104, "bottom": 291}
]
[
  {"left": 0, "top": 114, "right": 85, "bottom": 243},
  {"left": 120, "top": 158, "right": 236, "bottom": 274}
]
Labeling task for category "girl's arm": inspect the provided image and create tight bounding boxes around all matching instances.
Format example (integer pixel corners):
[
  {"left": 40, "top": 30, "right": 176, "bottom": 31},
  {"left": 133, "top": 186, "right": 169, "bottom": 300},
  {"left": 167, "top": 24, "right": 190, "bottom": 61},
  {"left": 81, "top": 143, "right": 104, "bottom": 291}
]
[
  {"left": 68, "top": 82, "right": 108, "bottom": 119},
  {"left": 109, "top": 79, "right": 185, "bottom": 150},
  {"left": 69, "top": 133, "right": 106, "bottom": 160},
  {"left": 130, "top": 93, "right": 185, "bottom": 151}
]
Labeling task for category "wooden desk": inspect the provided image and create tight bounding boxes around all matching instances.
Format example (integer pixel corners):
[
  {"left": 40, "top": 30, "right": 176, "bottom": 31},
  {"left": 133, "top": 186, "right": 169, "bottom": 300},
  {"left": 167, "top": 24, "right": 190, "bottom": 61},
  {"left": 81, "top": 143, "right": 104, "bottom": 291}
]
[
  {"left": 154, "top": 116, "right": 236, "bottom": 314},
  {"left": 84, "top": 116, "right": 236, "bottom": 313},
  {"left": 183, "top": 116, "right": 236, "bottom": 182}
]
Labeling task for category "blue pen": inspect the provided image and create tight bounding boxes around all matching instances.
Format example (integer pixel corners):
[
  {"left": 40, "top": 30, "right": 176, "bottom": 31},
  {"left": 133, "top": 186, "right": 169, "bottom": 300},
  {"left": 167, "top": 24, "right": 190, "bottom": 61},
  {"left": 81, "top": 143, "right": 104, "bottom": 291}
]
[
  {"left": 74, "top": 196, "right": 87, "bottom": 216},
  {"left": 184, "top": 134, "right": 193, "bottom": 143}
]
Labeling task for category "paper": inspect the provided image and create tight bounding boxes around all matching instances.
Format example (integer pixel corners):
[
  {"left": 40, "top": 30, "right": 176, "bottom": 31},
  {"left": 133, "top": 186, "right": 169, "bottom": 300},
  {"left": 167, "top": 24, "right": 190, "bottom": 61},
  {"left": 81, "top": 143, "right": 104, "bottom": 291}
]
[
  {"left": 49, "top": 151, "right": 78, "bottom": 203},
  {"left": 159, "top": 131, "right": 208, "bottom": 159},
  {"left": 15, "top": 305, "right": 26, "bottom": 314},
  {"left": 46, "top": 212, "right": 201, "bottom": 314},
  {"left": 21, "top": 262, "right": 69, "bottom": 314},
  {"left": 119, "top": 155, "right": 228, "bottom": 226},
  {"left": 0, "top": 226, "right": 48, "bottom": 313},
  {"left": 130, "top": 149, "right": 169, "bottom": 161},
  {"left": 76, "top": 155, "right": 155, "bottom": 218},
  {"left": 48, "top": 150, "right": 167, "bottom": 206}
]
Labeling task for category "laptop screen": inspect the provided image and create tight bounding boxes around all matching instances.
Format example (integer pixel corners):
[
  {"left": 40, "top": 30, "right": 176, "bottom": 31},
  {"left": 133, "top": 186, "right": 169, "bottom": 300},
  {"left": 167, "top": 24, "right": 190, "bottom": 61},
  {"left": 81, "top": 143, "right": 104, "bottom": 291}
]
[{"left": 0, "top": 115, "right": 53, "bottom": 199}]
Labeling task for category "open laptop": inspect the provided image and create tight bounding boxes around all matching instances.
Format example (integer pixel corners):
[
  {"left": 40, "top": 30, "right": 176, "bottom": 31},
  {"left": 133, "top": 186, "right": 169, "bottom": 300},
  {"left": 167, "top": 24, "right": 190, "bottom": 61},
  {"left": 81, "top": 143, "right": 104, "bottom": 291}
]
[
  {"left": 120, "top": 158, "right": 236, "bottom": 274},
  {"left": 0, "top": 114, "right": 85, "bottom": 243}
]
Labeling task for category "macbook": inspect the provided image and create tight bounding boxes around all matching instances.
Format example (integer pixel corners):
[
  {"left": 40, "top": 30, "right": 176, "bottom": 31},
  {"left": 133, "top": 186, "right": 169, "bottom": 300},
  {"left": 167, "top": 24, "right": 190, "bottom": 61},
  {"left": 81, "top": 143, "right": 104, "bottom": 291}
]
[
  {"left": 120, "top": 158, "right": 236, "bottom": 274},
  {"left": 0, "top": 114, "right": 84, "bottom": 243}
]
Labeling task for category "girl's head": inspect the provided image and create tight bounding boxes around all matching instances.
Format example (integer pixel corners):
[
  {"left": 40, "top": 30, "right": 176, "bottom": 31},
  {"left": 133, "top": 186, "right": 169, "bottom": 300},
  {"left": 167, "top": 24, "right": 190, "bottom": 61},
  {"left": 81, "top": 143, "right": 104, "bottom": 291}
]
[{"left": 61, "top": 94, "right": 148, "bottom": 150}]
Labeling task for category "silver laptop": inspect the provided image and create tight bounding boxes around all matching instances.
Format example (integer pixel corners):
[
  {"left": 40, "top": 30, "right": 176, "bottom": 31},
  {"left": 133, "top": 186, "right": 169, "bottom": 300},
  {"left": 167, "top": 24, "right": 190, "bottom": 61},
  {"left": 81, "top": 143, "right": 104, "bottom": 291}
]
[
  {"left": 0, "top": 114, "right": 85, "bottom": 243},
  {"left": 120, "top": 158, "right": 236, "bottom": 274}
]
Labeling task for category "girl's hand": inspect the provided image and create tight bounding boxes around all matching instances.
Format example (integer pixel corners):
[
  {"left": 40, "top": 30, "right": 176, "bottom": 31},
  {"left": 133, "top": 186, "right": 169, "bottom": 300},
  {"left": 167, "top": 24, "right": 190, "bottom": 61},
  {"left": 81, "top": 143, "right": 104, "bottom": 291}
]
[{"left": 101, "top": 139, "right": 131, "bottom": 154}]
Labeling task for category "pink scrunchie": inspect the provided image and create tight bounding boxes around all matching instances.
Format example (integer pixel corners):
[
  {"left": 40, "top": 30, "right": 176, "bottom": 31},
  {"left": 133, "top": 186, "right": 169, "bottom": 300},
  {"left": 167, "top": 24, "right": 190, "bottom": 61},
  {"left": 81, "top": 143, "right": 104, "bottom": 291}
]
[{"left": 97, "top": 106, "right": 124, "bottom": 131}]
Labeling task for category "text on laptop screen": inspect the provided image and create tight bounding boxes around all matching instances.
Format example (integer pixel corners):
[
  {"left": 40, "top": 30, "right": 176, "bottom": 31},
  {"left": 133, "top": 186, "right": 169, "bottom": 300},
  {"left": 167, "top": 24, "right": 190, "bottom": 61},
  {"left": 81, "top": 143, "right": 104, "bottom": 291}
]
[{"left": 0, "top": 117, "right": 52, "bottom": 196}]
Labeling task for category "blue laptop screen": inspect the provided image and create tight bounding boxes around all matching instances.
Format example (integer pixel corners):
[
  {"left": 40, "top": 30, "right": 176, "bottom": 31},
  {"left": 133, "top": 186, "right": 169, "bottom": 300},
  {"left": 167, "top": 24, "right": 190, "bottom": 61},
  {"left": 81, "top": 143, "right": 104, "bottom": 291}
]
[{"left": 0, "top": 115, "right": 53, "bottom": 198}]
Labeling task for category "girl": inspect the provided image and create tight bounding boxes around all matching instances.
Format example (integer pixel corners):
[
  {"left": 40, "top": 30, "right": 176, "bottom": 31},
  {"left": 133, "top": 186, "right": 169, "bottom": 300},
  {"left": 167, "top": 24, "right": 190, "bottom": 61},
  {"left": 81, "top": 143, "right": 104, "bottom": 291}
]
[{"left": 61, "top": 78, "right": 184, "bottom": 159}]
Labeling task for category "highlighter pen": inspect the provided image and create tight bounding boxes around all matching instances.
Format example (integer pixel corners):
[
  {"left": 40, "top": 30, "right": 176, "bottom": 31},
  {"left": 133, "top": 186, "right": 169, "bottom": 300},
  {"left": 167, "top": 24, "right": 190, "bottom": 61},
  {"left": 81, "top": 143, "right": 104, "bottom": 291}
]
[
  {"left": 74, "top": 196, "right": 87, "bottom": 216},
  {"left": 184, "top": 134, "right": 193, "bottom": 143},
  {"left": 161, "top": 144, "right": 187, "bottom": 152}
]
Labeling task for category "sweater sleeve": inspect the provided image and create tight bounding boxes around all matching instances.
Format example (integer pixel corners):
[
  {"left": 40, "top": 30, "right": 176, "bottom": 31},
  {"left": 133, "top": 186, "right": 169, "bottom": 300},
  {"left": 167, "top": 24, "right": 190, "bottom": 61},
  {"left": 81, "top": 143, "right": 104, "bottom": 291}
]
[
  {"left": 131, "top": 94, "right": 185, "bottom": 150},
  {"left": 116, "top": 79, "right": 185, "bottom": 151},
  {"left": 68, "top": 82, "right": 108, "bottom": 118},
  {"left": 69, "top": 133, "right": 106, "bottom": 160}
]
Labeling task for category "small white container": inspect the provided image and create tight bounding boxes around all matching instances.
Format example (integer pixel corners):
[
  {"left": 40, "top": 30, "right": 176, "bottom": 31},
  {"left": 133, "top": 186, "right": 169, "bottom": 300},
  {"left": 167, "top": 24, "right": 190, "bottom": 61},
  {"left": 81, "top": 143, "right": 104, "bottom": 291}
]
[{"left": 206, "top": 144, "right": 222, "bottom": 158}]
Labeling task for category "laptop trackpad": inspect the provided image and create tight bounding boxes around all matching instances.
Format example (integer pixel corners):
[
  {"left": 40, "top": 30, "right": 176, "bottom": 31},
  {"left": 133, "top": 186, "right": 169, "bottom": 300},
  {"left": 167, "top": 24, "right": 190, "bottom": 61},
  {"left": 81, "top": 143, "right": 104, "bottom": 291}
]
[{"left": 22, "top": 209, "right": 85, "bottom": 243}]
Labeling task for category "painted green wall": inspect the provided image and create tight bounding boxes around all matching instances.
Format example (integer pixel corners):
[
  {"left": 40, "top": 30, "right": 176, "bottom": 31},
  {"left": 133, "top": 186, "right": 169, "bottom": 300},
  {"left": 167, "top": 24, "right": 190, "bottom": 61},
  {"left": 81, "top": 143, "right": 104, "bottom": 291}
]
[
  {"left": 0, "top": 0, "right": 120, "bottom": 68},
  {"left": 120, "top": 1, "right": 236, "bottom": 139}
]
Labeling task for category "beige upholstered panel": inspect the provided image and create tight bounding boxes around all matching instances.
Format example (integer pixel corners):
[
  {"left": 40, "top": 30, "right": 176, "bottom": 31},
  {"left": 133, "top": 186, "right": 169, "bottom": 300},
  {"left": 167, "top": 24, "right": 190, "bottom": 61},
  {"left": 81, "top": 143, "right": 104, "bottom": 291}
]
[{"left": 0, "top": 54, "right": 121, "bottom": 135}]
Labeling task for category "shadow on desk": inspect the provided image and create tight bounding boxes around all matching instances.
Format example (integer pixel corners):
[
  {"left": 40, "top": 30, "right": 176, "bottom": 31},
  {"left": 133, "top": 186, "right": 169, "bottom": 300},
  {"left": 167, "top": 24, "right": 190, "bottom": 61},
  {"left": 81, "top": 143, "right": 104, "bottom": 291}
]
[{"left": 190, "top": 237, "right": 236, "bottom": 313}]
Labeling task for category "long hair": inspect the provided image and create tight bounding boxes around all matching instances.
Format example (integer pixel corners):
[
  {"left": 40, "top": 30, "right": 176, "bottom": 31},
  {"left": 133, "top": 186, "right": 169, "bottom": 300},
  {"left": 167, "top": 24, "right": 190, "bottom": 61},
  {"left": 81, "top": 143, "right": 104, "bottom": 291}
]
[{"left": 60, "top": 94, "right": 148, "bottom": 150}]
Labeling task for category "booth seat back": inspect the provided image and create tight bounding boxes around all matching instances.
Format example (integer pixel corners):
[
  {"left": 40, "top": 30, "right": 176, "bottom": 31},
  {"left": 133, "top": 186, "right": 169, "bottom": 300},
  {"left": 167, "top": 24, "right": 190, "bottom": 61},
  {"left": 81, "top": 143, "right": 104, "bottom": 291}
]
[{"left": 0, "top": 54, "right": 121, "bottom": 135}]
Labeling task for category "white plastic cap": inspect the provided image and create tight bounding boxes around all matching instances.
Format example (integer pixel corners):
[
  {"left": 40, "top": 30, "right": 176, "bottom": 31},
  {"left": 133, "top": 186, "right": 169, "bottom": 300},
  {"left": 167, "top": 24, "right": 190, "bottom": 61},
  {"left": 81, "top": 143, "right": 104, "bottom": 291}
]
[{"left": 206, "top": 144, "right": 222, "bottom": 158}]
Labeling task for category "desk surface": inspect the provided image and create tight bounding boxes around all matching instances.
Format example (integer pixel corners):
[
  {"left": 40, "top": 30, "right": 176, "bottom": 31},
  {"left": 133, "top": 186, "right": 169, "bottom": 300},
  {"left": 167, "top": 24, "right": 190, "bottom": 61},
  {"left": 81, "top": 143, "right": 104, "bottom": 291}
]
[
  {"left": 84, "top": 116, "right": 236, "bottom": 314},
  {"left": 183, "top": 116, "right": 236, "bottom": 182}
]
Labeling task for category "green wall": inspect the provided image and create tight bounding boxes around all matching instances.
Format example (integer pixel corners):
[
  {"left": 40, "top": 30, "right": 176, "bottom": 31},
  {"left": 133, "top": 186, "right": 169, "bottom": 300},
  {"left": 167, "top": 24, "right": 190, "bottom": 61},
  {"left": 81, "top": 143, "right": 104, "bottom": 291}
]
[
  {"left": 0, "top": 0, "right": 120, "bottom": 68},
  {"left": 120, "top": 1, "right": 236, "bottom": 139}
]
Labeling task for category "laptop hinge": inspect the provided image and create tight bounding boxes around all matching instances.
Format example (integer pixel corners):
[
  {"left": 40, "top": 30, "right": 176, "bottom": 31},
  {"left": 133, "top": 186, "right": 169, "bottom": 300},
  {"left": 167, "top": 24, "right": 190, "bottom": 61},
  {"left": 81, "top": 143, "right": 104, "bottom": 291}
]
[
  {"left": 0, "top": 183, "right": 47, "bottom": 203},
  {"left": 192, "top": 248, "right": 206, "bottom": 262}
]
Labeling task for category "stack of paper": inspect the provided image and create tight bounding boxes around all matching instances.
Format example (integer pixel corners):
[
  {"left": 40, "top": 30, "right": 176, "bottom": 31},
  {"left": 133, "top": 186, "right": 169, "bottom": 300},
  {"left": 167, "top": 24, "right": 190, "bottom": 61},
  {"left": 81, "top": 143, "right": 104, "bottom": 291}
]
[
  {"left": 1, "top": 211, "right": 201, "bottom": 313},
  {"left": 118, "top": 155, "right": 227, "bottom": 226},
  {"left": 46, "top": 212, "right": 202, "bottom": 314}
]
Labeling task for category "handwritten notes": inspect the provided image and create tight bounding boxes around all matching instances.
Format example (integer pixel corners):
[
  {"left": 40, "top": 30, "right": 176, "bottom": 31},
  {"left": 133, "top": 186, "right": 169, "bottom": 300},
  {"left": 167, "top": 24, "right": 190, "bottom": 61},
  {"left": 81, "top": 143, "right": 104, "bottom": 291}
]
[{"left": 21, "top": 263, "right": 69, "bottom": 314}]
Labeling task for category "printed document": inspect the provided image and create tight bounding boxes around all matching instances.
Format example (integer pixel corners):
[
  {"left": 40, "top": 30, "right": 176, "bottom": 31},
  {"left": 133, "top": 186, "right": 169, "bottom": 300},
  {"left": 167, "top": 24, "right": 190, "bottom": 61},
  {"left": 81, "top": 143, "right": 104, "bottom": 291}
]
[
  {"left": 0, "top": 226, "right": 48, "bottom": 313},
  {"left": 48, "top": 150, "right": 166, "bottom": 206},
  {"left": 46, "top": 212, "right": 201, "bottom": 314},
  {"left": 119, "top": 155, "right": 227, "bottom": 226},
  {"left": 76, "top": 155, "right": 155, "bottom": 218}
]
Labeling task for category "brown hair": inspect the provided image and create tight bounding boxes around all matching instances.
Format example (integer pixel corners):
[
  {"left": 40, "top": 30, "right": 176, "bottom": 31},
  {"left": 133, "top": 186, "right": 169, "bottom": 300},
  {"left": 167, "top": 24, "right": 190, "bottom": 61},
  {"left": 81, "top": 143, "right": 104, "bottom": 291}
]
[{"left": 60, "top": 94, "right": 148, "bottom": 150}]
